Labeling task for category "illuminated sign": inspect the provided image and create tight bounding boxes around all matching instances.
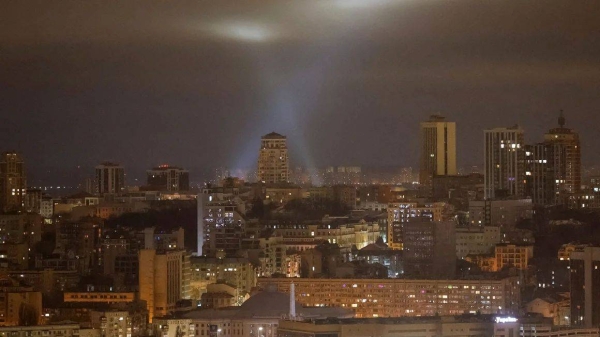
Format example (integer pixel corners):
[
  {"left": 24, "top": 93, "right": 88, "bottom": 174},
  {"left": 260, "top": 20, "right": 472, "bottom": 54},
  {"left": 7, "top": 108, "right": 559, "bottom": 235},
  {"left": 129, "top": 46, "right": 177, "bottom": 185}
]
[{"left": 495, "top": 317, "right": 518, "bottom": 324}]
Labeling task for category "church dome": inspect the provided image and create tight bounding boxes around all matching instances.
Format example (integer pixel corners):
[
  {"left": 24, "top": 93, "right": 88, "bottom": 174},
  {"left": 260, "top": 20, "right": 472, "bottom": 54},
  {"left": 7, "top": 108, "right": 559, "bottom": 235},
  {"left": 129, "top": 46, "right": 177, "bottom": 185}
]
[{"left": 236, "top": 284, "right": 302, "bottom": 318}]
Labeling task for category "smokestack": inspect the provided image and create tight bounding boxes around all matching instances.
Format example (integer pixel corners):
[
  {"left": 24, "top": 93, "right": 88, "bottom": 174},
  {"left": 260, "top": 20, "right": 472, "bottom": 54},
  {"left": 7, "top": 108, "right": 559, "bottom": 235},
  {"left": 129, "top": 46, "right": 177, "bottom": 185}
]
[{"left": 289, "top": 282, "right": 296, "bottom": 318}]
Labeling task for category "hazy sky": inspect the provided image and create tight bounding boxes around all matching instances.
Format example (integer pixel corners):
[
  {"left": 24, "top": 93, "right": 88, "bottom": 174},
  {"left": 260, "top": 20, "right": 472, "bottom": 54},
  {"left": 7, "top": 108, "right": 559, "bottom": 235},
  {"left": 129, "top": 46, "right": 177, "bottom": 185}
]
[{"left": 1, "top": 0, "right": 600, "bottom": 182}]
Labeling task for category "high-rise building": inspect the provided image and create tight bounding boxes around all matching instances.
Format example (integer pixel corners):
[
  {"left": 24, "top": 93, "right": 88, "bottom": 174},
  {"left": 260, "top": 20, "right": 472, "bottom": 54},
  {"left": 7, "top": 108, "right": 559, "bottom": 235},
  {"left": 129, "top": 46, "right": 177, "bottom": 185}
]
[
  {"left": 419, "top": 115, "right": 457, "bottom": 192},
  {"left": 402, "top": 220, "right": 456, "bottom": 279},
  {"left": 257, "top": 132, "right": 289, "bottom": 184},
  {"left": 146, "top": 165, "right": 189, "bottom": 192},
  {"left": 544, "top": 111, "right": 581, "bottom": 195},
  {"left": 386, "top": 202, "right": 448, "bottom": 250},
  {"left": 570, "top": 246, "right": 600, "bottom": 328},
  {"left": 95, "top": 162, "right": 125, "bottom": 195},
  {"left": 484, "top": 126, "right": 526, "bottom": 199},
  {"left": 525, "top": 143, "right": 553, "bottom": 205},
  {"left": 525, "top": 112, "right": 581, "bottom": 206},
  {"left": 138, "top": 249, "right": 190, "bottom": 322},
  {"left": 0, "top": 152, "right": 26, "bottom": 212}
]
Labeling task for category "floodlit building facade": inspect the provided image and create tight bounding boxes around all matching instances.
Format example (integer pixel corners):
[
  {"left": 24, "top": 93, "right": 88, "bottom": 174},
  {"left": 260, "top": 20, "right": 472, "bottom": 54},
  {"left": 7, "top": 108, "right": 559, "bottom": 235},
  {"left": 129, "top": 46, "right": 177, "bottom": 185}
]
[
  {"left": 139, "top": 249, "right": 190, "bottom": 322},
  {"left": 257, "top": 132, "right": 289, "bottom": 184},
  {"left": 419, "top": 115, "right": 457, "bottom": 192},
  {"left": 189, "top": 256, "right": 256, "bottom": 305}
]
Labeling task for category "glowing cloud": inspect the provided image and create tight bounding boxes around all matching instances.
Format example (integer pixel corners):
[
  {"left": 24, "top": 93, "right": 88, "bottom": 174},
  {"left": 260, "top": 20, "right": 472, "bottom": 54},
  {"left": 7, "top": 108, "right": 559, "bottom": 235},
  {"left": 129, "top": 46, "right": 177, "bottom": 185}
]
[
  {"left": 329, "top": 0, "right": 398, "bottom": 9},
  {"left": 208, "top": 21, "right": 280, "bottom": 43}
]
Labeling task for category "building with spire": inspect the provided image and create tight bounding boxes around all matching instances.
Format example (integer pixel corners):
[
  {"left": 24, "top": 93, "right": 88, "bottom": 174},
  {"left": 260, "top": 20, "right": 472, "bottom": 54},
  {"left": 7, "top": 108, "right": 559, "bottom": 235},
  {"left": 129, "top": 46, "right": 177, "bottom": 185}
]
[
  {"left": 257, "top": 132, "right": 289, "bottom": 184},
  {"left": 543, "top": 111, "right": 581, "bottom": 196},
  {"left": 525, "top": 111, "right": 582, "bottom": 206}
]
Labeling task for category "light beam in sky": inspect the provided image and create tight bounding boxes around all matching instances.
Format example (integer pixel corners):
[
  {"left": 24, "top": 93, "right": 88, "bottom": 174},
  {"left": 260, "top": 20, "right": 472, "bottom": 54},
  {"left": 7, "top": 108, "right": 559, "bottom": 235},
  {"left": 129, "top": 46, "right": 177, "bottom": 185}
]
[
  {"left": 207, "top": 21, "right": 280, "bottom": 43},
  {"left": 219, "top": 0, "right": 410, "bottom": 184}
]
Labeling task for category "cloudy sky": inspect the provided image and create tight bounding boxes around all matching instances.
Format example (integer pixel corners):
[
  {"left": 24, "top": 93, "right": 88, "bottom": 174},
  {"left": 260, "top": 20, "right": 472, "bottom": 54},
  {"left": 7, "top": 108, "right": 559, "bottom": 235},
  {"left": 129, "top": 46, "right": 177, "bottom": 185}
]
[{"left": 1, "top": 0, "right": 600, "bottom": 183}]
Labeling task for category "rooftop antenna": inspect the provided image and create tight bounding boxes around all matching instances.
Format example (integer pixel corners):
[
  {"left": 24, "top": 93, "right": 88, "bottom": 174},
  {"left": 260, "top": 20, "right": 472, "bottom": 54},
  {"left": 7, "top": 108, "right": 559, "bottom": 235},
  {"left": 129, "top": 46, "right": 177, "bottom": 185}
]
[
  {"left": 289, "top": 282, "right": 296, "bottom": 319},
  {"left": 558, "top": 109, "right": 566, "bottom": 127}
]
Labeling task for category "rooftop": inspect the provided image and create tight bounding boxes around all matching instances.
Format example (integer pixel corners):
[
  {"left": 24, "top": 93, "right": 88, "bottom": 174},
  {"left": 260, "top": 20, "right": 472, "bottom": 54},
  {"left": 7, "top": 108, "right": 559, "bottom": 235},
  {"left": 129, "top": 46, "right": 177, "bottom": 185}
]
[{"left": 262, "top": 132, "right": 286, "bottom": 139}]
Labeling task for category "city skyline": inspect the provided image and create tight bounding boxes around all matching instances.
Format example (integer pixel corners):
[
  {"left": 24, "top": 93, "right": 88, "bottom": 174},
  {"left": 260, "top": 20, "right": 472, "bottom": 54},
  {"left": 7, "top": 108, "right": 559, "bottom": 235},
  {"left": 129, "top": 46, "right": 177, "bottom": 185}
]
[
  {"left": 4, "top": 111, "right": 594, "bottom": 187},
  {"left": 2, "top": 0, "right": 600, "bottom": 180},
  {"left": 2, "top": 1, "right": 600, "bottom": 335}
]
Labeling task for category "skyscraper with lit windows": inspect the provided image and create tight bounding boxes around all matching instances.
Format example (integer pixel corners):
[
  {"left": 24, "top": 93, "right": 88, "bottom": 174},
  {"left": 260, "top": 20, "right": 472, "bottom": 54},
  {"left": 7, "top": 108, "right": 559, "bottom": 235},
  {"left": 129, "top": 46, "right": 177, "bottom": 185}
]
[
  {"left": 0, "top": 151, "right": 26, "bottom": 212},
  {"left": 525, "top": 112, "right": 581, "bottom": 206},
  {"left": 544, "top": 111, "right": 581, "bottom": 196},
  {"left": 484, "top": 126, "right": 526, "bottom": 200},
  {"left": 257, "top": 132, "right": 289, "bottom": 184}
]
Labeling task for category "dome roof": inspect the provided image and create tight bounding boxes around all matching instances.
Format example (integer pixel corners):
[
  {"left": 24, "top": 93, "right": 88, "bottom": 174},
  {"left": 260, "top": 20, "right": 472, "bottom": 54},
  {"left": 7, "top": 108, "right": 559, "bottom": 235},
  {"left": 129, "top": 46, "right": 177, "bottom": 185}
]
[{"left": 236, "top": 284, "right": 302, "bottom": 318}]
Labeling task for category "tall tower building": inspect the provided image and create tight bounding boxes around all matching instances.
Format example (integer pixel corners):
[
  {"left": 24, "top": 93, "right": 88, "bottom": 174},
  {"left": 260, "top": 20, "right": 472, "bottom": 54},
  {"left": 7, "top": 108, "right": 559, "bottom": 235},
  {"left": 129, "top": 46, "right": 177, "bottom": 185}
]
[
  {"left": 147, "top": 165, "right": 190, "bottom": 192},
  {"left": 419, "top": 115, "right": 457, "bottom": 192},
  {"left": 258, "top": 132, "right": 289, "bottom": 184},
  {"left": 525, "top": 143, "right": 553, "bottom": 205},
  {"left": 525, "top": 112, "right": 581, "bottom": 206},
  {"left": 544, "top": 111, "right": 581, "bottom": 195},
  {"left": 570, "top": 246, "right": 600, "bottom": 328},
  {"left": 95, "top": 162, "right": 125, "bottom": 195},
  {"left": 0, "top": 151, "right": 26, "bottom": 212},
  {"left": 484, "top": 126, "right": 526, "bottom": 200},
  {"left": 139, "top": 249, "right": 190, "bottom": 322}
]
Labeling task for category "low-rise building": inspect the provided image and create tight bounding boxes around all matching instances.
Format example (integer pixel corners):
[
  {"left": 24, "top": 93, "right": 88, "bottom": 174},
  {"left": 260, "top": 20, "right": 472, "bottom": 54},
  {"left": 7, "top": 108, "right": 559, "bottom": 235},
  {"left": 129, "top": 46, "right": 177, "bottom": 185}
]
[
  {"left": 156, "top": 284, "right": 352, "bottom": 337},
  {"left": 495, "top": 243, "right": 533, "bottom": 271},
  {"left": 526, "top": 295, "right": 570, "bottom": 326},
  {"left": 278, "top": 315, "right": 520, "bottom": 337},
  {"left": 189, "top": 256, "right": 256, "bottom": 305},
  {"left": 455, "top": 226, "right": 501, "bottom": 259},
  {"left": 558, "top": 243, "right": 587, "bottom": 261},
  {"left": 64, "top": 292, "right": 136, "bottom": 304},
  {"left": 0, "top": 276, "right": 43, "bottom": 326},
  {"left": 353, "top": 242, "right": 403, "bottom": 278},
  {"left": 468, "top": 199, "right": 532, "bottom": 228},
  {"left": 260, "top": 276, "right": 521, "bottom": 318},
  {"left": 0, "top": 323, "right": 99, "bottom": 337}
]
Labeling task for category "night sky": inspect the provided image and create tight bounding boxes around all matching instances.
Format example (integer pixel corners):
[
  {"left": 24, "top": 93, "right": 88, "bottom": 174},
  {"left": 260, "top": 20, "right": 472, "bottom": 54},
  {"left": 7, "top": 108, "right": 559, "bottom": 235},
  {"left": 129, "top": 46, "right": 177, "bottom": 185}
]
[{"left": 1, "top": 0, "right": 600, "bottom": 184}]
